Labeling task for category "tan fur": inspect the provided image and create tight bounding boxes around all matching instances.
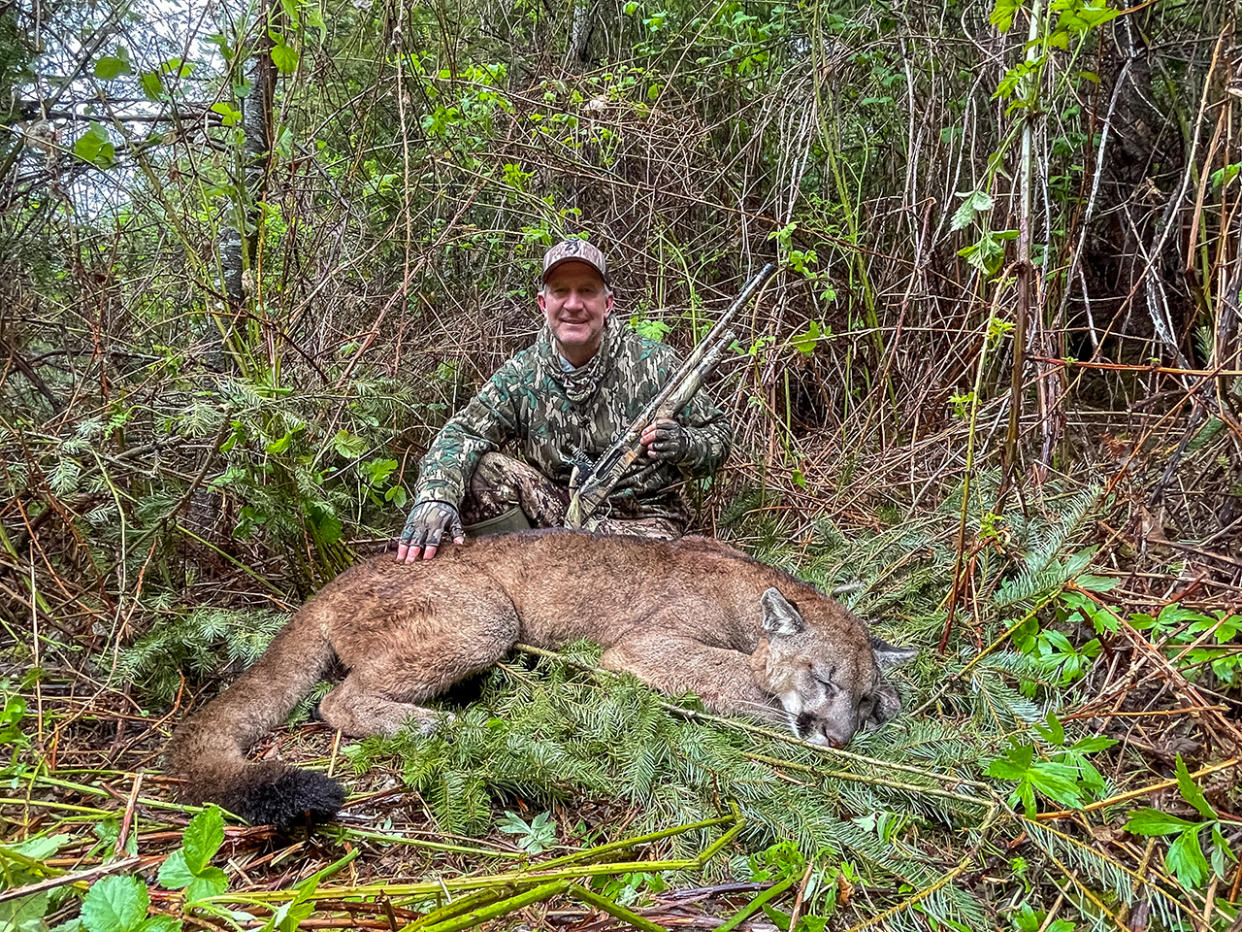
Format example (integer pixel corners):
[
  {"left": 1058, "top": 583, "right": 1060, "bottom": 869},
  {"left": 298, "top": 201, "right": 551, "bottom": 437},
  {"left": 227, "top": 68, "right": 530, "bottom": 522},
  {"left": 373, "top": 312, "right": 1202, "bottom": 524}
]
[{"left": 165, "top": 530, "right": 914, "bottom": 825}]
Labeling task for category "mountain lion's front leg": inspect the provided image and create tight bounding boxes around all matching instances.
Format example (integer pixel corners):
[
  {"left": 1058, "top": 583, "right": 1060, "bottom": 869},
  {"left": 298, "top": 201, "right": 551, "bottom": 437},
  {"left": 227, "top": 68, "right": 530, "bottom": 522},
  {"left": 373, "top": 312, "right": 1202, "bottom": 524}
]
[{"left": 601, "top": 633, "right": 782, "bottom": 725}]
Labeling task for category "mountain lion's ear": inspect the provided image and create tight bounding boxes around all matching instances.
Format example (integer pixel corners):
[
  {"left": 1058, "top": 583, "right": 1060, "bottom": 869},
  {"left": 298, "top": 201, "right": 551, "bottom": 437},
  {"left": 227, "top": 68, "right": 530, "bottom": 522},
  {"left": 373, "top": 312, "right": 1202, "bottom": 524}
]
[
  {"left": 761, "top": 588, "right": 804, "bottom": 637},
  {"left": 870, "top": 635, "right": 918, "bottom": 670}
]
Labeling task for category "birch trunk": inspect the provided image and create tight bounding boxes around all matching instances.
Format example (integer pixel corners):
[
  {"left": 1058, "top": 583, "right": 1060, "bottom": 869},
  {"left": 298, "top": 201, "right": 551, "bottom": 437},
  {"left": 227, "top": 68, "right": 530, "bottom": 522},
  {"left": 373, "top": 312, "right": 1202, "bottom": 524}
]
[{"left": 221, "top": 8, "right": 275, "bottom": 308}]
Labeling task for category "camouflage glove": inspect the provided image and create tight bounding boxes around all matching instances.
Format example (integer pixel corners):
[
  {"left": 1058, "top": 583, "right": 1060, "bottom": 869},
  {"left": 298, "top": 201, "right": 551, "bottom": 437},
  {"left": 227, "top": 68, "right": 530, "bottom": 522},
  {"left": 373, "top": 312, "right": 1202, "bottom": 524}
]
[
  {"left": 396, "top": 500, "right": 464, "bottom": 562},
  {"left": 641, "top": 418, "right": 690, "bottom": 463}
]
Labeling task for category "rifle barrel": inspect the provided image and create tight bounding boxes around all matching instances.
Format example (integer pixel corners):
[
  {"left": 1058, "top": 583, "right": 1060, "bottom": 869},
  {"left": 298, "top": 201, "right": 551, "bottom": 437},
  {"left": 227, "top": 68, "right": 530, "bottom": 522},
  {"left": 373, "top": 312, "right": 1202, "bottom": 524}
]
[
  {"left": 565, "top": 263, "right": 778, "bottom": 527},
  {"left": 619, "top": 263, "right": 777, "bottom": 442}
]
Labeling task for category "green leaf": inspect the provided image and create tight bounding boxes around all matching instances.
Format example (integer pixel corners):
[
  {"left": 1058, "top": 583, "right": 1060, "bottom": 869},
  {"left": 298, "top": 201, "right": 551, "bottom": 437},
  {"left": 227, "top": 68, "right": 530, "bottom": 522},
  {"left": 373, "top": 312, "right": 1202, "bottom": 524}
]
[
  {"left": 1211, "top": 825, "right": 1237, "bottom": 878},
  {"left": 81, "top": 876, "right": 149, "bottom": 932},
  {"left": 630, "top": 317, "right": 671, "bottom": 342},
  {"left": 270, "top": 900, "right": 315, "bottom": 932},
  {"left": 1211, "top": 163, "right": 1240, "bottom": 190},
  {"left": 73, "top": 123, "right": 115, "bottom": 168},
  {"left": 186, "top": 867, "right": 228, "bottom": 902},
  {"left": 182, "top": 805, "right": 224, "bottom": 874},
  {"left": 156, "top": 850, "right": 195, "bottom": 889},
  {"left": 206, "top": 33, "right": 233, "bottom": 59},
  {"left": 210, "top": 102, "right": 242, "bottom": 126},
  {"left": 270, "top": 40, "right": 299, "bottom": 74},
  {"left": 1046, "top": 29, "right": 1069, "bottom": 51},
  {"left": 276, "top": 126, "right": 294, "bottom": 159},
  {"left": 1071, "top": 756, "right": 1108, "bottom": 798},
  {"left": 1125, "top": 807, "right": 1198, "bottom": 836},
  {"left": 1174, "top": 754, "right": 1215, "bottom": 820},
  {"left": 1035, "top": 711, "right": 1065, "bottom": 746},
  {"left": 1069, "top": 735, "right": 1116, "bottom": 754},
  {"left": 1167, "top": 827, "right": 1209, "bottom": 888},
  {"left": 73, "top": 127, "right": 101, "bottom": 162},
  {"left": 950, "top": 190, "right": 993, "bottom": 231},
  {"left": 308, "top": 504, "right": 342, "bottom": 545},
  {"left": 94, "top": 56, "right": 130, "bottom": 79},
  {"left": 1074, "top": 573, "right": 1117, "bottom": 594},
  {"left": 984, "top": 758, "right": 1023, "bottom": 780},
  {"left": 498, "top": 810, "right": 531, "bottom": 834},
  {"left": 363, "top": 457, "right": 398, "bottom": 486},
  {"left": 9, "top": 833, "right": 72, "bottom": 859},
  {"left": 958, "top": 231, "right": 1006, "bottom": 276},
  {"left": 139, "top": 71, "right": 163, "bottom": 100},
  {"left": 161, "top": 56, "right": 192, "bottom": 78},
  {"left": 0, "top": 890, "right": 52, "bottom": 932},
  {"left": 987, "top": 737, "right": 1097, "bottom": 815},
  {"left": 0, "top": 694, "right": 28, "bottom": 745},
  {"left": 990, "top": 0, "right": 1021, "bottom": 32},
  {"left": 985, "top": 741, "right": 1033, "bottom": 780},
  {"left": 139, "top": 917, "right": 181, "bottom": 932},
  {"left": 1156, "top": 602, "right": 1202, "bottom": 628},
  {"left": 1056, "top": 1, "right": 1118, "bottom": 33},
  {"left": 331, "top": 430, "right": 366, "bottom": 460},
  {"left": 279, "top": 0, "right": 301, "bottom": 27},
  {"left": 1043, "top": 629, "right": 1072, "bottom": 651},
  {"left": 789, "top": 321, "right": 822, "bottom": 357},
  {"left": 1025, "top": 761, "right": 1084, "bottom": 809},
  {"left": 266, "top": 432, "right": 293, "bottom": 455}
]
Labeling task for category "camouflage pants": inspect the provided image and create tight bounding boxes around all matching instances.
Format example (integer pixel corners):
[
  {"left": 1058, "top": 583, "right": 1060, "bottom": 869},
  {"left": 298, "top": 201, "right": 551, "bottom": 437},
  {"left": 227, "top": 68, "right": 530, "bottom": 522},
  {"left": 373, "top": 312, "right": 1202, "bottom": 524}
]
[{"left": 460, "top": 452, "right": 682, "bottom": 541}]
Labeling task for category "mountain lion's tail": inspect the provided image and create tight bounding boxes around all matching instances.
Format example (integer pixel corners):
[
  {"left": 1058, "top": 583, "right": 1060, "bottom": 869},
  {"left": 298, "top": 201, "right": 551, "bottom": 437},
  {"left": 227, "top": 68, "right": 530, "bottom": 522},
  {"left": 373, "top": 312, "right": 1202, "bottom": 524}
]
[{"left": 164, "top": 603, "right": 344, "bottom": 826}]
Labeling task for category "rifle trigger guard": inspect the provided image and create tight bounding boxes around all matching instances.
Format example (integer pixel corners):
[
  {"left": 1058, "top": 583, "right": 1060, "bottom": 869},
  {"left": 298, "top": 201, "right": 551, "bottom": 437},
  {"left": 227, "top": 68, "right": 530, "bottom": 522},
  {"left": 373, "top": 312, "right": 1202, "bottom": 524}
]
[{"left": 568, "top": 450, "right": 595, "bottom": 493}]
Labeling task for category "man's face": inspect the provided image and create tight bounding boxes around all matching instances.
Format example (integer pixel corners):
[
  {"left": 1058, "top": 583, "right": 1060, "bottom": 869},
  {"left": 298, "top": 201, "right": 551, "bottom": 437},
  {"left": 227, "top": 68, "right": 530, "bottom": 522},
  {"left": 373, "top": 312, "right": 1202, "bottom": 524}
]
[{"left": 538, "top": 261, "right": 613, "bottom": 365}]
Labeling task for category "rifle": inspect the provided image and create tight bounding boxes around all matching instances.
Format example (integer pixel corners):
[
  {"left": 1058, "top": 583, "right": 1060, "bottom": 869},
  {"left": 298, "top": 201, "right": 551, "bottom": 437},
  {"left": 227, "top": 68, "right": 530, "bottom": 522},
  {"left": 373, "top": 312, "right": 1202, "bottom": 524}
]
[{"left": 564, "top": 262, "right": 778, "bottom": 529}]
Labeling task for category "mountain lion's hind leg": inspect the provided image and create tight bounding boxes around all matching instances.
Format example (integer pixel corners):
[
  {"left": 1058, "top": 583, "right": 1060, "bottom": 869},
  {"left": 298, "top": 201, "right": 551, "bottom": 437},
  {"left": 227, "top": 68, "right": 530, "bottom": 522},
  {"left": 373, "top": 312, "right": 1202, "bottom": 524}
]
[
  {"left": 601, "top": 632, "right": 781, "bottom": 725},
  {"left": 318, "top": 674, "right": 443, "bottom": 737},
  {"left": 321, "top": 596, "right": 520, "bottom": 738}
]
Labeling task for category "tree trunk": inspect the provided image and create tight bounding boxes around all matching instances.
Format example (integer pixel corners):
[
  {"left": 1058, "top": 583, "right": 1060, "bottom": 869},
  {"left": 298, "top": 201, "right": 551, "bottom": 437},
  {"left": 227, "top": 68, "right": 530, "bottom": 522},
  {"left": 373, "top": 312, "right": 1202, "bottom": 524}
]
[
  {"left": 221, "top": 6, "right": 275, "bottom": 309},
  {"left": 568, "top": 0, "right": 593, "bottom": 68}
]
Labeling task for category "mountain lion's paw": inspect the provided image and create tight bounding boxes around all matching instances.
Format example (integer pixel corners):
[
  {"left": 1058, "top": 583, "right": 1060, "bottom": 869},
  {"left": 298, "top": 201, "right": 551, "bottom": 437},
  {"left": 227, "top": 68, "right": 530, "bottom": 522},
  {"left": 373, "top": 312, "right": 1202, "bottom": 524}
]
[{"left": 411, "top": 710, "right": 456, "bottom": 737}]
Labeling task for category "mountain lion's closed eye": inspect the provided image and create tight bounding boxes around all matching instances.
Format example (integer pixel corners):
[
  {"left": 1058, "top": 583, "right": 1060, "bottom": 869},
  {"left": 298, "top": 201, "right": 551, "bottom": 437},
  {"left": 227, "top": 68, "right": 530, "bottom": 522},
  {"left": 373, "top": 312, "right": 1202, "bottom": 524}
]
[{"left": 165, "top": 531, "right": 917, "bottom": 827}]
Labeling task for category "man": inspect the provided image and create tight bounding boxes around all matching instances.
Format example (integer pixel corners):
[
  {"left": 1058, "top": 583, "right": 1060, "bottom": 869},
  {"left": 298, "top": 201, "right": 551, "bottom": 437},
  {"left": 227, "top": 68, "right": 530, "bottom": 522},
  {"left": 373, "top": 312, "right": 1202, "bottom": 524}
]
[{"left": 396, "top": 239, "right": 733, "bottom": 561}]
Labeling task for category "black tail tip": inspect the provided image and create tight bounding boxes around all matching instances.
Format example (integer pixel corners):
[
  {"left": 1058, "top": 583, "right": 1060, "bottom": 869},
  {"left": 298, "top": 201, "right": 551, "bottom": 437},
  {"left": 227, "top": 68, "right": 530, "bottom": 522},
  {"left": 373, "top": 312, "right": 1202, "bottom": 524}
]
[{"left": 206, "top": 763, "right": 346, "bottom": 828}]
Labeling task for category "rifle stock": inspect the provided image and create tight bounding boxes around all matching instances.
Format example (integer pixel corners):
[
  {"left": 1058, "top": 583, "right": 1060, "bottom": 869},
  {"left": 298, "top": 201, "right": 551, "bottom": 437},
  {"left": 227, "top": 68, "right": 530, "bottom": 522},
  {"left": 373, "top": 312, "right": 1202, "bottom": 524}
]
[{"left": 565, "top": 263, "right": 777, "bottom": 528}]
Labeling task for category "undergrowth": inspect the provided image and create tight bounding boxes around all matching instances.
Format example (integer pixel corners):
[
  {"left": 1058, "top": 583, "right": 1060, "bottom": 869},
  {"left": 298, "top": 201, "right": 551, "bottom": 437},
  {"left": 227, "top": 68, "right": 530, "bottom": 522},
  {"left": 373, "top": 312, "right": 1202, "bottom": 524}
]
[
  {"left": 347, "top": 643, "right": 996, "bottom": 929},
  {"left": 94, "top": 478, "right": 1240, "bottom": 929},
  {"left": 116, "top": 608, "right": 288, "bottom": 704}
]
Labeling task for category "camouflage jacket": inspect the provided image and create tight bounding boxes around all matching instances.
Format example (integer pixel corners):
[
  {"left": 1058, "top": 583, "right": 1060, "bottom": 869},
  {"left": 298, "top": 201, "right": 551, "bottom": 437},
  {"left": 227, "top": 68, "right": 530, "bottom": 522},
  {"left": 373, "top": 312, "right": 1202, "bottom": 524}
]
[{"left": 413, "top": 317, "right": 732, "bottom": 526}]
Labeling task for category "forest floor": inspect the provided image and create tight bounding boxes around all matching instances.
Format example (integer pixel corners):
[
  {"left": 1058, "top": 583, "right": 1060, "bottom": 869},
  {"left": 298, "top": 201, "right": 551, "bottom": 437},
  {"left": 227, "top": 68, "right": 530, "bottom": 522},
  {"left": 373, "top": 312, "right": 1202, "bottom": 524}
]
[{"left": 4, "top": 473, "right": 1241, "bottom": 932}]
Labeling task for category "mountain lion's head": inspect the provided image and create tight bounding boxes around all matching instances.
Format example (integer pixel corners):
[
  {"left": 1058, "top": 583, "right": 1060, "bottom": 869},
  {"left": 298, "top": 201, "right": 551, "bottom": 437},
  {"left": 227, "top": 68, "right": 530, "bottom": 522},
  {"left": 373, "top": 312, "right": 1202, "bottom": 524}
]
[{"left": 750, "top": 587, "right": 916, "bottom": 747}]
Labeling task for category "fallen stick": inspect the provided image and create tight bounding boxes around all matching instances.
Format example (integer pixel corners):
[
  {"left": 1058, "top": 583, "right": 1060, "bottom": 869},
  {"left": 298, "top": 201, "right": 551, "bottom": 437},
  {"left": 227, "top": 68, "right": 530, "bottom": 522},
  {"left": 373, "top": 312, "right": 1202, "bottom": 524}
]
[{"left": 0, "top": 855, "right": 143, "bottom": 905}]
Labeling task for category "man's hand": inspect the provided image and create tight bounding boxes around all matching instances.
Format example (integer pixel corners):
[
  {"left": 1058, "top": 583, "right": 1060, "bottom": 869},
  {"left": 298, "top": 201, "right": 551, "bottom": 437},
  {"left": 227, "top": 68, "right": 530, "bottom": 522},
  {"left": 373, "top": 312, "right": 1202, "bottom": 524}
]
[
  {"left": 640, "top": 418, "right": 689, "bottom": 462},
  {"left": 396, "top": 501, "right": 465, "bottom": 562}
]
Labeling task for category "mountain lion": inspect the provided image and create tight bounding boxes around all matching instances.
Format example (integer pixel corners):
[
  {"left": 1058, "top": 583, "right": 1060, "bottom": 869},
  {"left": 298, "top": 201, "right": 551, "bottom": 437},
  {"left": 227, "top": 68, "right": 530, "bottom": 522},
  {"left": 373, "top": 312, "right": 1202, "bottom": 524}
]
[{"left": 165, "top": 530, "right": 916, "bottom": 826}]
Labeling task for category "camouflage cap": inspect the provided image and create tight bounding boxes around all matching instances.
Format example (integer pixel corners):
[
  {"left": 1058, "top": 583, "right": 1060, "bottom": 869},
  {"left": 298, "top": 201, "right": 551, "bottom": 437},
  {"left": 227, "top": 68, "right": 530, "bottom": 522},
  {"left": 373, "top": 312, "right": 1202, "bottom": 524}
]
[{"left": 542, "top": 239, "right": 609, "bottom": 285}]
